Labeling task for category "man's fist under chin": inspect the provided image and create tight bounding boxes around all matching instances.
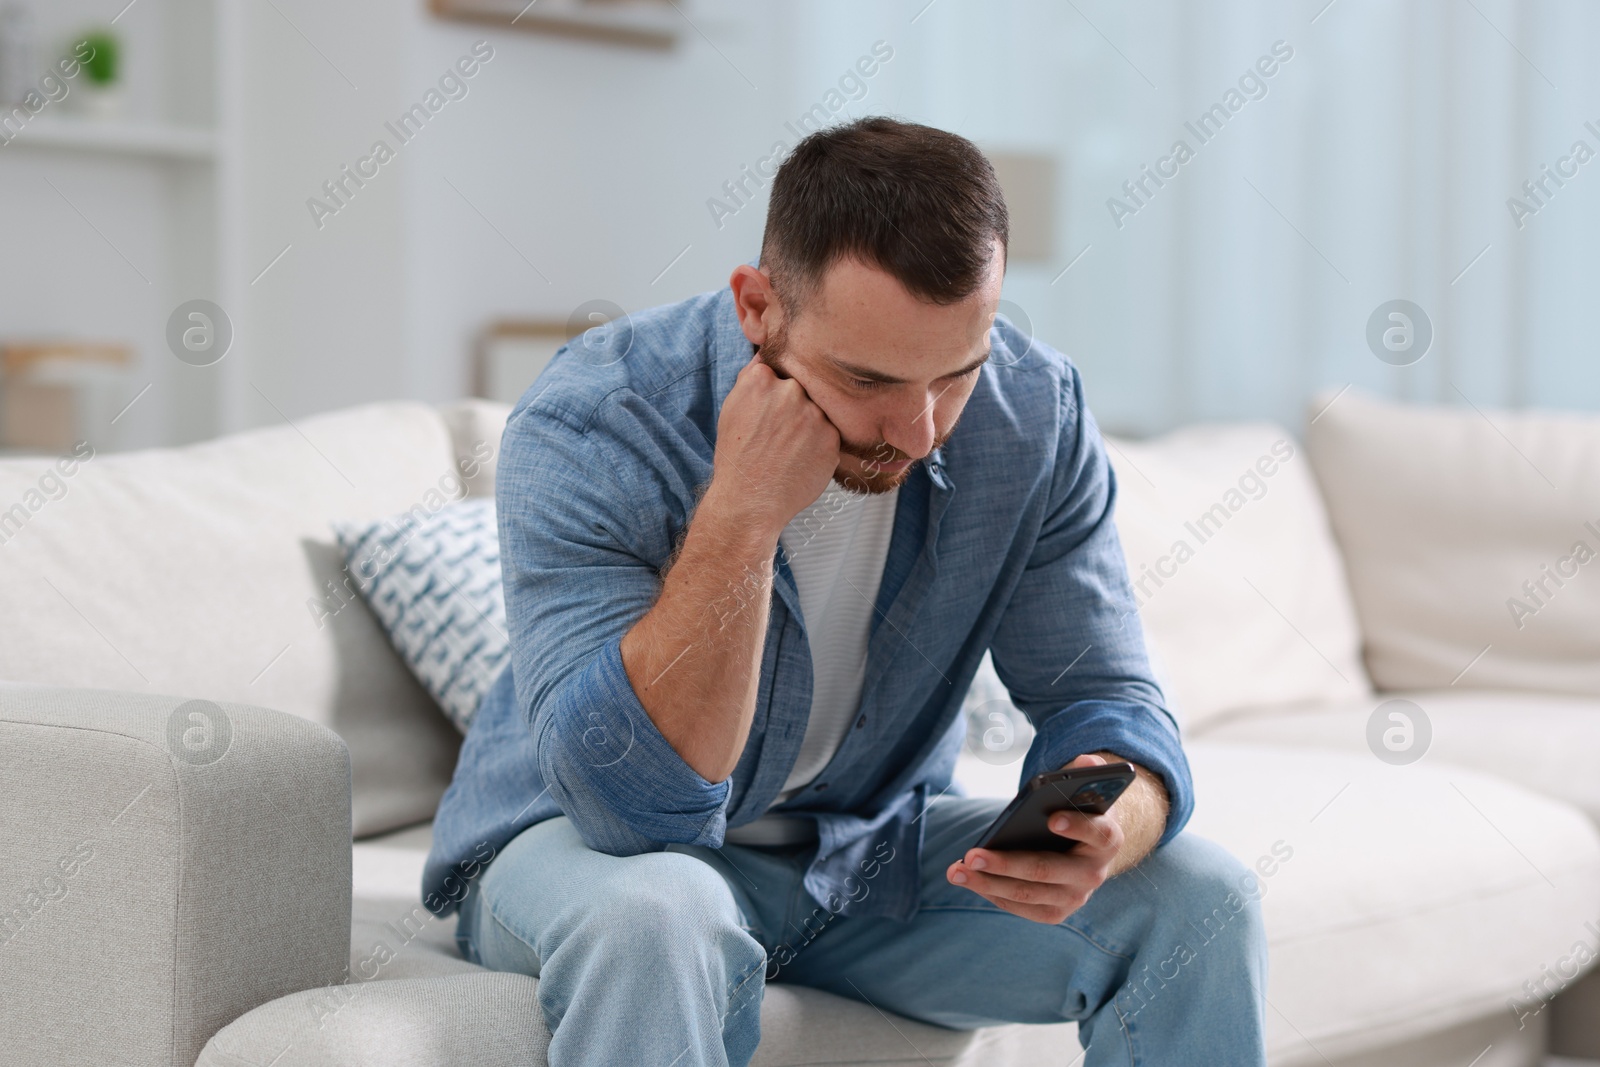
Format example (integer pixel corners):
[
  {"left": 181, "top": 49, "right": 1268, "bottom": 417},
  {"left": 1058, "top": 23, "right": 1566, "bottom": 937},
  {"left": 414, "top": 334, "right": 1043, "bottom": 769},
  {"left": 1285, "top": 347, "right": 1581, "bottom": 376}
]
[{"left": 710, "top": 354, "right": 842, "bottom": 539}]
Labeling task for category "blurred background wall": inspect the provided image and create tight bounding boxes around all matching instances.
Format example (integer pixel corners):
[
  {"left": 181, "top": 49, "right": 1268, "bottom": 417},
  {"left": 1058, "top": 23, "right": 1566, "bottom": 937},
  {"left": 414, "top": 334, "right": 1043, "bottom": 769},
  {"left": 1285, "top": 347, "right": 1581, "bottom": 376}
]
[{"left": 1, "top": 0, "right": 1596, "bottom": 452}]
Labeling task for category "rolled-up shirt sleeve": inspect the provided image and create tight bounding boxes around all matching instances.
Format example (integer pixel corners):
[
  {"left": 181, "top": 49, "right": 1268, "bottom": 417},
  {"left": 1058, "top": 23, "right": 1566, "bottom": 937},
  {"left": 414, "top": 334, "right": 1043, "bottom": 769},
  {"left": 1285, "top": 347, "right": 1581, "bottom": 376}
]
[
  {"left": 988, "top": 363, "right": 1194, "bottom": 849},
  {"left": 497, "top": 396, "right": 732, "bottom": 856}
]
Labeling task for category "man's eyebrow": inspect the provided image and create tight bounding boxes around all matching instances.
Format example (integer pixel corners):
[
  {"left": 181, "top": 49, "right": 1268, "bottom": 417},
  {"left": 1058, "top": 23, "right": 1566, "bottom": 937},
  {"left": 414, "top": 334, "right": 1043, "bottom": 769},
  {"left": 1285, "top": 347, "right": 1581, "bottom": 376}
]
[{"left": 827, "top": 345, "right": 992, "bottom": 385}]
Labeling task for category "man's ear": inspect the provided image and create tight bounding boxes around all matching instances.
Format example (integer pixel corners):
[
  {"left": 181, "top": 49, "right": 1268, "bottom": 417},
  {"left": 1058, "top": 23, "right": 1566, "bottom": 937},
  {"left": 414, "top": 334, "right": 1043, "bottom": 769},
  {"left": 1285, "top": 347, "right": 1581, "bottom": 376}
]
[{"left": 729, "top": 264, "right": 778, "bottom": 345}]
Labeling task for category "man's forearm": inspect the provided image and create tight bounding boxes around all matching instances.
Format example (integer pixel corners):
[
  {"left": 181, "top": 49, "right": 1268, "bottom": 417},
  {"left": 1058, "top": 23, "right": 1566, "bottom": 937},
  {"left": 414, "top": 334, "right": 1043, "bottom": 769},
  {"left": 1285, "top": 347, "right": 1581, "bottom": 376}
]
[
  {"left": 1088, "top": 751, "right": 1170, "bottom": 876},
  {"left": 619, "top": 477, "right": 781, "bottom": 784}
]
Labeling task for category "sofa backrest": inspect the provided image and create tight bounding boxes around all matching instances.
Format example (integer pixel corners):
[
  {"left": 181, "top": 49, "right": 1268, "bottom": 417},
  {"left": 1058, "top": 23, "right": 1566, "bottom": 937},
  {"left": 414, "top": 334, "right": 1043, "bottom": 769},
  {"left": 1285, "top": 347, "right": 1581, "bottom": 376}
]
[
  {"left": 0, "top": 388, "right": 1383, "bottom": 830},
  {"left": 0, "top": 401, "right": 496, "bottom": 837},
  {"left": 459, "top": 399, "right": 1373, "bottom": 735},
  {"left": 440, "top": 398, "right": 512, "bottom": 499},
  {"left": 1307, "top": 387, "right": 1600, "bottom": 699},
  {"left": 1103, "top": 421, "right": 1373, "bottom": 732}
]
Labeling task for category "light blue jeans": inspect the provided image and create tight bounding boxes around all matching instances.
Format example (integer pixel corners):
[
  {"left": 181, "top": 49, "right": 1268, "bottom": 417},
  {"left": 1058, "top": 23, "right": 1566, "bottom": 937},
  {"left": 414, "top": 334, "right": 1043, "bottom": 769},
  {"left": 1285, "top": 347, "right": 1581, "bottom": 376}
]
[{"left": 453, "top": 795, "right": 1269, "bottom": 1066}]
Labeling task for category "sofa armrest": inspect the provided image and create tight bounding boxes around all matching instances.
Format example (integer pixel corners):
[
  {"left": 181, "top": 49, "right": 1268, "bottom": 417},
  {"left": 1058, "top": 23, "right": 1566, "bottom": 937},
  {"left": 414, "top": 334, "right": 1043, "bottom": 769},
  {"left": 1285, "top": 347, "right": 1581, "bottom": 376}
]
[{"left": 0, "top": 685, "right": 352, "bottom": 1067}]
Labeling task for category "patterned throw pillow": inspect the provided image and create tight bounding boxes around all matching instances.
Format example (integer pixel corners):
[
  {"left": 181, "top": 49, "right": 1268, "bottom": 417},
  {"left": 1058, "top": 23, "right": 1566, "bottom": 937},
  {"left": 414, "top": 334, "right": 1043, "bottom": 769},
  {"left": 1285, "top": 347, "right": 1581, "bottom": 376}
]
[{"left": 332, "top": 498, "right": 509, "bottom": 734}]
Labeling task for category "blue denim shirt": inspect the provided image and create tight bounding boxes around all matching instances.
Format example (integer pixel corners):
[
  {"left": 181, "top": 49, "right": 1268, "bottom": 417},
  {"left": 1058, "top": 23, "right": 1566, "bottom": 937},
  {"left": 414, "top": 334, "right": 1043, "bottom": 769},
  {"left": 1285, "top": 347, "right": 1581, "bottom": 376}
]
[{"left": 422, "top": 282, "right": 1193, "bottom": 923}]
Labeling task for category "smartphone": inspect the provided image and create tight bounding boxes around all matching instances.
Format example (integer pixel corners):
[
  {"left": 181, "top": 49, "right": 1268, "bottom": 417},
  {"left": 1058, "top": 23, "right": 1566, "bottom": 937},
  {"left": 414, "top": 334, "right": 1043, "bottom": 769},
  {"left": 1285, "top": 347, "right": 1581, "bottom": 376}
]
[{"left": 972, "top": 762, "right": 1137, "bottom": 854}]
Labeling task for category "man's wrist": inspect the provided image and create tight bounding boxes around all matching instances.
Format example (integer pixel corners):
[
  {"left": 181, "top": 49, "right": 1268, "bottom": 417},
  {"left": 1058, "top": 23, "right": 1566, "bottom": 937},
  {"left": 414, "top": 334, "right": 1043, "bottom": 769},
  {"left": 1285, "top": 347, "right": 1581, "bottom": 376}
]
[
  {"left": 1083, "top": 751, "right": 1169, "bottom": 875},
  {"left": 1087, "top": 750, "right": 1169, "bottom": 806},
  {"left": 698, "top": 475, "right": 785, "bottom": 553}
]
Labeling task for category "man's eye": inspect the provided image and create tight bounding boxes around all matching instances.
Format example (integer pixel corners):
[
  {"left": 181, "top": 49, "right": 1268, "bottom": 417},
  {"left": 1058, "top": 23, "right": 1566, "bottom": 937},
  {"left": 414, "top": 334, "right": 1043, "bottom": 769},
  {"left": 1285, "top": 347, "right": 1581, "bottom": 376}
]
[{"left": 851, "top": 377, "right": 889, "bottom": 391}]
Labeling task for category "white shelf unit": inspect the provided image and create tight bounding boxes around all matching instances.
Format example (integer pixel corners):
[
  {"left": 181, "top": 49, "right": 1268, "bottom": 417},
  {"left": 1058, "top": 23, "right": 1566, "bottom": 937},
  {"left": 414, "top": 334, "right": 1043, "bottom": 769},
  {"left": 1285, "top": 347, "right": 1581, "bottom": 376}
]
[
  {"left": 0, "top": 0, "right": 242, "bottom": 452},
  {"left": 4, "top": 115, "right": 218, "bottom": 161}
]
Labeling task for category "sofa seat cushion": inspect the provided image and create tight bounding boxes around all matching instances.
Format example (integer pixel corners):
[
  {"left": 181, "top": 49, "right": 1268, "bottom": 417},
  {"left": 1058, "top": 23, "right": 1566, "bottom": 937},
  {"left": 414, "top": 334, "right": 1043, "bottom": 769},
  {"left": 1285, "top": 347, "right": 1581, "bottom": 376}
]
[
  {"left": 0, "top": 402, "right": 470, "bottom": 837},
  {"left": 348, "top": 823, "right": 480, "bottom": 982},
  {"left": 1191, "top": 688, "right": 1600, "bottom": 824},
  {"left": 199, "top": 969, "right": 1076, "bottom": 1067},
  {"left": 953, "top": 738, "right": 1600, "bottom": 1062},
  {"left": 197, "top": 972, "right": 549, "bottom": 1067},
  {"left": 1182, "top": 741, "right": 1600, "bottom": 1064},
  {"left": 346, "top": 895, "right": 485, "bottom": 984},
  {"left": 344, "top": 736, "right": 1600, "bottom": 1067}
]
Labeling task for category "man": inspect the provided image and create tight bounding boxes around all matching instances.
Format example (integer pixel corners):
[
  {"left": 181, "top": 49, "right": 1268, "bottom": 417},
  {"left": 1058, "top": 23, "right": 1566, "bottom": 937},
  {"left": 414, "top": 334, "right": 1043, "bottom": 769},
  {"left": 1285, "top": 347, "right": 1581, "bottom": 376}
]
[{"left": 424, "top": 116, "right": 1269, "bottom": 1066}]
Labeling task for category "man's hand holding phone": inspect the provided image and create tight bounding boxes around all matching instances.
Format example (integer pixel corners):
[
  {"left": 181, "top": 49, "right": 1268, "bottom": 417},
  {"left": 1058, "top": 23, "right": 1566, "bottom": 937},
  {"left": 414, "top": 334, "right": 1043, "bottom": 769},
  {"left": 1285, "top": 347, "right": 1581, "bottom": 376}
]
[{"left": 945, "top": 754, "right": 1127, "bottom": 925}]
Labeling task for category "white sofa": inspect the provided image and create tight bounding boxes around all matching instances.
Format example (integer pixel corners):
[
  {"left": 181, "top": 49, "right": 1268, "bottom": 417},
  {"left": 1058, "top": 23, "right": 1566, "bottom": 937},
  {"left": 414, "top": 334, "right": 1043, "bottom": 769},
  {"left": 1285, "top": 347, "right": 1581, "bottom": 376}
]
[{"left": 1, "top": 387, "right": 1597, "bottom": 1066}]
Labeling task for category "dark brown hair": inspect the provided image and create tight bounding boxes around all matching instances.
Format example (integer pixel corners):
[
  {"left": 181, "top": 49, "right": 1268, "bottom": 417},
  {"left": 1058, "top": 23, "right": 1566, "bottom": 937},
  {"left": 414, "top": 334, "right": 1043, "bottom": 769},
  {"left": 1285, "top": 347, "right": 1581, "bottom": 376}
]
[{"left": 760, "top": 116, "right": 1009, "bottom": 314}]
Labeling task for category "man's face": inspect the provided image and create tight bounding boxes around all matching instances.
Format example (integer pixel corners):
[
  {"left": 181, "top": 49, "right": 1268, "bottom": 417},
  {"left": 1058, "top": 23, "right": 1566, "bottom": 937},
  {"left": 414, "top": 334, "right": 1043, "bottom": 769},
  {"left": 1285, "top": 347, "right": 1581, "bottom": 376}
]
[{"left": 753, "top": 244, "right": 1002, "bottom": 495}]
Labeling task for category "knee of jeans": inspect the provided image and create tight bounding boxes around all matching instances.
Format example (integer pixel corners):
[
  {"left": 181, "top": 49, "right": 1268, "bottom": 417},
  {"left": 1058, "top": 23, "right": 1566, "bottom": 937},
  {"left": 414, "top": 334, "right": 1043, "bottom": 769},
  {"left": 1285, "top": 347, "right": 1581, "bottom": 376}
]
[
  {"left": 1150, "top": 834, "right": 1269, "bottom": 934},
  {"left": 575, "top": 851, "right": 757, "bottom": 958}
]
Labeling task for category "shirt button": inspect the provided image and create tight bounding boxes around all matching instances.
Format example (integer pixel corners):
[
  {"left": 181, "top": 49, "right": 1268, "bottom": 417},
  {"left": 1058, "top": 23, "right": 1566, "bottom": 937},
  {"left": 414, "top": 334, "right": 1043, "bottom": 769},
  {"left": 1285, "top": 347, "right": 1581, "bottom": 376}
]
[
  {"left": 815, "top": 782, "right": 828, "bottom": 791},
  {"left": 855, "top": 715, "right": 866, "bottom": 729}
]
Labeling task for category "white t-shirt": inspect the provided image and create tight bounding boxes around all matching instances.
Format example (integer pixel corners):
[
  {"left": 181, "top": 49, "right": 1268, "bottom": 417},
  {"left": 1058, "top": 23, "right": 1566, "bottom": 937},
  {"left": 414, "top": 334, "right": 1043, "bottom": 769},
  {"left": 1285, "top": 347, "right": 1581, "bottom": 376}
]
[{"left": 722, "top": 479, "right": 900, "bottom": 846}]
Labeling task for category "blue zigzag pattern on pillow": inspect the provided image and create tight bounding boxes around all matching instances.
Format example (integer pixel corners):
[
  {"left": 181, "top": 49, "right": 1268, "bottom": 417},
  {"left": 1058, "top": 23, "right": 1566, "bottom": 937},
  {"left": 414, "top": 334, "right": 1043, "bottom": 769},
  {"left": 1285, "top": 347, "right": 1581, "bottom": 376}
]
[{"left": 332, "top": 498, "right": 508, "bottom": 734}]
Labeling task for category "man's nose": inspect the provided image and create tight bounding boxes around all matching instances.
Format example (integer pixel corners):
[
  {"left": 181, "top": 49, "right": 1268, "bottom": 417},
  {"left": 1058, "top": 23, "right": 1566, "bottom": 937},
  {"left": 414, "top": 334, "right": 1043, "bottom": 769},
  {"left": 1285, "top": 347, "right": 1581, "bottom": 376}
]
[{"left": 882, "top": 387, "right": 939, "bottom": 459}]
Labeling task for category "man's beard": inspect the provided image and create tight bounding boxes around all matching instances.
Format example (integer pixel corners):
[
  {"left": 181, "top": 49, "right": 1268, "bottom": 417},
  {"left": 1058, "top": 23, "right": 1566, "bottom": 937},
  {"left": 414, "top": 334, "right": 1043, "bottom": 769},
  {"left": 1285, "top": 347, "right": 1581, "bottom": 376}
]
[{"left": 756, "top": 324, "right": 952, "bottom": 496}]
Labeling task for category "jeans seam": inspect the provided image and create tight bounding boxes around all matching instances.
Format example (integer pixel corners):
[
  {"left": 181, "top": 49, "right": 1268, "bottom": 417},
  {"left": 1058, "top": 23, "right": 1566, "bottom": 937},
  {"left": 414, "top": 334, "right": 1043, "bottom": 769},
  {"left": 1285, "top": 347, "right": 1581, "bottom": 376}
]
[
  {"left": 703, "top": 844, "right": 776, "bottom": 952},
  {"left": 1111, "top": 996, "right": 1142, "bottom": 1067},
  {"left": 912, "top": 904, "right": 1138, "bottom": 964},
  {"left": 783, "top": 864, "right": 814, "bottom": 943},
  {"left": 453, "top": 889, "right": 478, "bottom": 965},
  {"left": 481, "top": 899, "right": 566, "bottom": 1038},
  {"left": 483, "top": 893, "right": 543, "bottom": 972},
  {"left": 916, "top": 901, "right": 1141, "bottom": 1042},
  {"left": 720, "top": 951, "right": 768, "bottom": 1033}
]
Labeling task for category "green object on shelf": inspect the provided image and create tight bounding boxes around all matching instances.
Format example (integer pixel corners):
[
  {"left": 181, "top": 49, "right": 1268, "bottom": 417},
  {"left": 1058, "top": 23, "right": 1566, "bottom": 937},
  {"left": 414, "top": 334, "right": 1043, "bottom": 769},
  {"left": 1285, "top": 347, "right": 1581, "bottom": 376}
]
[{"left": 77, "top": 29, "right": 118, "bottom": 85}]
